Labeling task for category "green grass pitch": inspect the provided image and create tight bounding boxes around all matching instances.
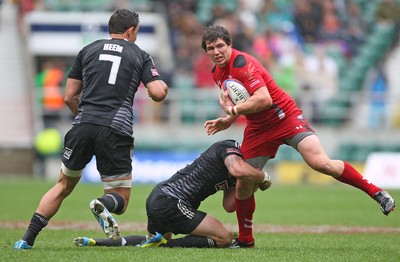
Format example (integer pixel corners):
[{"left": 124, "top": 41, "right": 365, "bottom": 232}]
[{"left": 1, "top": 178, "right": 399, "bottom": 261}]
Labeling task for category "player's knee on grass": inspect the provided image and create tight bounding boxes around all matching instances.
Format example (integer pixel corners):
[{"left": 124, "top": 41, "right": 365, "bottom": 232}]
[
  {"left": 208, "top": 228, "right": 233, "bottom": 247},
  {"left": 215, "top": 230, "right": 233, "bottom": 247}
]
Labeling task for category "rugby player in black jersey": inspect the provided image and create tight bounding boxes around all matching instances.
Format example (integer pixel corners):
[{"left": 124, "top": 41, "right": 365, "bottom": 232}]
[
  {"left": 14, "top": 9, "right": 168, "bottom": 250},
  {"left": 73, "top": 139, "right": 271, "bottom": 248}
]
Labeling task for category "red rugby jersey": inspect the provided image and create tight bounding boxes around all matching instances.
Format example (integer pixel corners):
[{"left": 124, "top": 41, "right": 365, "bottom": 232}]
[{"left": 212, "top": 49, "right": 299, "bottom": 127}]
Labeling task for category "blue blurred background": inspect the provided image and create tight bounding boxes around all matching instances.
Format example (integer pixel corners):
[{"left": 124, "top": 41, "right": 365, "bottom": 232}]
[{"left": 0, "top": 0, "right": 399, "bottom": 186}]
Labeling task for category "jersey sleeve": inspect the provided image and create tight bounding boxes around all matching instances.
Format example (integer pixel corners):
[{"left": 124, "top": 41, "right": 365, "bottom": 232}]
[
  {"left": 68, "top": 49, "right": 83, "bottom": 80},
  {"left": 237, "top": 61, "right": 268, "bottom": 95},
  {"left": 219, "top": 140, "right": 243, "bottom": 161},
  {"left": 231, "top": 52, "right": 274, "bottom": 95},
  {"left": 140, "top": 52, "right": 162, "bottom": 85}
]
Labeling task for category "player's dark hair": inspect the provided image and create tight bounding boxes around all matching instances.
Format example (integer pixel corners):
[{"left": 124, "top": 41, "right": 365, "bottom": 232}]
[
  {"left": 201, "top": 25, "right": 232, "bottom": 51},
  {"left": 108, "top": 9, "right": 140, "bottom": 35}
]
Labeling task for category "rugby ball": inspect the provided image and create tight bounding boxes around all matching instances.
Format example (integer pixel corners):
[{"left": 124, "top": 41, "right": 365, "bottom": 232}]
[{"left": 222, "top": 79, "right": 250, "bottom": 105}]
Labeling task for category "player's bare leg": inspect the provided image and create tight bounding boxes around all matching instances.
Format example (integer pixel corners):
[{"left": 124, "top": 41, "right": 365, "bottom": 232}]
[
  {"left": 15, "top": 171, "right": 80, "bottom": 249},
  {"left": 36, "top": 171, "right": 81, "bottom": 219},
  {"left": 298, "top": 135, "right": 395, "bottom": 215}
]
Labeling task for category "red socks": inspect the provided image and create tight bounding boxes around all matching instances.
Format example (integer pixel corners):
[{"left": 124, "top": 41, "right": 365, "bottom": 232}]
[
  {"left": 234, "top": 162, "right": 379, "bottom": 244},
  {"left": 235, "top": 194, "right": 255, "bottom": 244},
  {"left": 336, "top": 162, "right": 381, "bottom": 197}
]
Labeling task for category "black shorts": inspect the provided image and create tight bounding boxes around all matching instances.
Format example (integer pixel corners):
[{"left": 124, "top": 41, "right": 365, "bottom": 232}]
[
  {"left": 146, "top": 187, "right": 207, "bottom": 235},
  {"left": 62, "top": 123, "right": 134, "bottom": 178}
]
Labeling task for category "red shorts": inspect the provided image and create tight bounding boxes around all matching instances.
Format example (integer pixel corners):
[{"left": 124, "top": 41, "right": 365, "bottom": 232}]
[{"left": 240, "top": 113, "right": 315, "bottom": 159}]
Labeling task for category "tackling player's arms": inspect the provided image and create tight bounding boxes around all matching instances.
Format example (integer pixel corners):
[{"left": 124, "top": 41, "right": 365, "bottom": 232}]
[
  {"left": 224, "top": 154, "right": 264, "bottom": 182},
  {"left": 222, "top": 154, "right": 271, "bottom": 213}
]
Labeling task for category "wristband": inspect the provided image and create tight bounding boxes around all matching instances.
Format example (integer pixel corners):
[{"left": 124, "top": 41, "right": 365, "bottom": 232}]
[
  {"left": 259, "top": 171, "right": 272, "bottom": 191},
  {"left": 228, "top": 106, "right": 238, "bottom": 116},
  {"left": 233, "top": 105, "right": 238, "bottom": 115},
  {"left": 228, "top": 106, "right": 234, "bottom": 116},
  {"left": 263, "top": 171, "right": 270, "bottom": 183}
]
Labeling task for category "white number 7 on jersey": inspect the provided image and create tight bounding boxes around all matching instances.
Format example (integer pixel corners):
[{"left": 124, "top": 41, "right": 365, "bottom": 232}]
[{"left": 99, "top": 54, "right": 122, "bottom": 85}]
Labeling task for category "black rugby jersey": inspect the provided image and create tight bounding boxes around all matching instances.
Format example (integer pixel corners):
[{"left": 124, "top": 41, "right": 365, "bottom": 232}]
[
  {"left": 68, "top": 38, "right": 161, "bottom": 136},
  {"left": 158, "top": 140, "right": 242, "bottom": 209}
]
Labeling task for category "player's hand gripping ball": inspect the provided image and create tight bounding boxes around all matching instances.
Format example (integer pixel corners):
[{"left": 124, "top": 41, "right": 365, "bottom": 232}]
[{"left": 222, "top": 79, "right": 250, "bottom": 105}]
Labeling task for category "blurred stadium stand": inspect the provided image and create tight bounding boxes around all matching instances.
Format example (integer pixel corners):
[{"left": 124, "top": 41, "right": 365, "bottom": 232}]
[
  {"left": 0, "top": 0, "right": 400, "bottom": 177},
  {"left": 0, "top": 1, "right": 35, "bottom": 175}
]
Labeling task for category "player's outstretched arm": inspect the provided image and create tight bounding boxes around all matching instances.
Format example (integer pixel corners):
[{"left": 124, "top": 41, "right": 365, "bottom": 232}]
[{"left": 204, "top": 115, "right": 237, "bottom": 135}]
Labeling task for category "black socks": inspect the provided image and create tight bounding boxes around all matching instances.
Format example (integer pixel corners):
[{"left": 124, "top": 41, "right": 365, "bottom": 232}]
[
  {"left": 98, "top": 193, "right": 125, "bottom": 214},
  {"left": 22, "top": 212, "right": 48, "bottom": 246},
  {"left": 163, "top": 235, "right": 216, "bottom": 248}
]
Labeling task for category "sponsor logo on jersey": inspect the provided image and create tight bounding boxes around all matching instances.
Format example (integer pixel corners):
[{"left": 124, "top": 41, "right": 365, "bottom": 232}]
[
  {"left": 63, "top": 147, "right": 73, "bottom": 159},
  {"left": 249, "top": 79, "right": 260, "bottom": 88},
  {"left": 215, "top": 181, "right": 229, "bottom": 191},
  {"left": 151, "top": 68, "right": 159, "bottom": 76}
]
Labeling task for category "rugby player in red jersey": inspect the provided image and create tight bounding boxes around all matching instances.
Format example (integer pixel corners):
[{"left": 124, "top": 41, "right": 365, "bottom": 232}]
[{"left": 201, "top": 25, "right": 395, "bottom": 248}]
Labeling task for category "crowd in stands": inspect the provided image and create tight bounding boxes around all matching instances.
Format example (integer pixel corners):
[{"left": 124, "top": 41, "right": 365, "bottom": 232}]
[
  {"left": 13, "top": 0, "right": 400, "bottom": 128},
  {"left": 159, "top": 0, "right": 400, "bottom": 124}
]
